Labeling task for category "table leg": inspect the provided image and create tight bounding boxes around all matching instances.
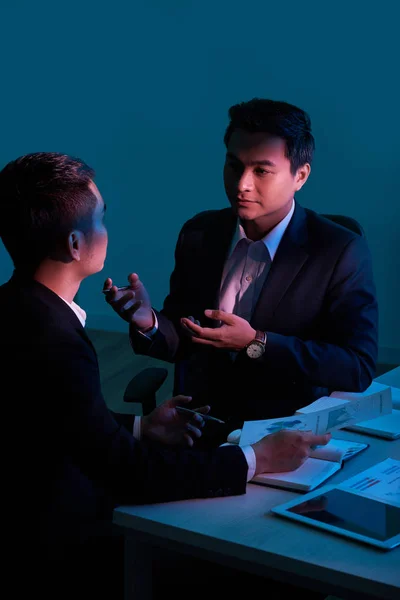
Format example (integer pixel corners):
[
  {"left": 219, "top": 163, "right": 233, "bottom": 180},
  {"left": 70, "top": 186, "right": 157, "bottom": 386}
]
[{"left": 124, "top": 537, "right": 153, "bottom": 600}]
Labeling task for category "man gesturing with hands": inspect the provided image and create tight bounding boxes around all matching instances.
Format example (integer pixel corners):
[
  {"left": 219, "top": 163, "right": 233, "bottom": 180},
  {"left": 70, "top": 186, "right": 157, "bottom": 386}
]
[
  {"left": 104, "top": 97, "right": 378, "bottom": 443},
  {"left": 103, "top": 273, "right": 331, "bottom": 470},
  {"left": 1, "top": 152, "right": 331, "bottom": 599}
]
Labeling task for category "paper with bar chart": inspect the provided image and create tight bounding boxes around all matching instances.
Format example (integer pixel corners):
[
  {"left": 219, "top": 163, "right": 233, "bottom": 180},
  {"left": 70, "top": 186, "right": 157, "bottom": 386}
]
[{"left": 338, "top": 458, "right": 400, "bottom": 506}]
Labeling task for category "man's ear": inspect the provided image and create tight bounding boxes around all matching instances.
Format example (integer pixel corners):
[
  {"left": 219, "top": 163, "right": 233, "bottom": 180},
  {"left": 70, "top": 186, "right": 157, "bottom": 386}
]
[
  {"left": 68, "top": 230, "right": 83, "bottom": 261},
  {"left": 294, "top": 163, "right": 311, "bottom": 192}
]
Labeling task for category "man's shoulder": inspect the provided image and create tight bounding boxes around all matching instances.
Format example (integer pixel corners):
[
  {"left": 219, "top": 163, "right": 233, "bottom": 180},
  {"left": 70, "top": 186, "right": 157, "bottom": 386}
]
[
  {"left": 303, "top": 207, "right": 365, "bottom": 248},
  {"left": 1, "top": 282, "right": 83, "bottom": 344}
]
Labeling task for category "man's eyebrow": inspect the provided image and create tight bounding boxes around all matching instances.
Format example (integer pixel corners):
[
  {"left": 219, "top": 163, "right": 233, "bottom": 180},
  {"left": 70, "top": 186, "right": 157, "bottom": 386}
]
[{"left": 226, "top": 152, "right": 276, "bottom": 168}]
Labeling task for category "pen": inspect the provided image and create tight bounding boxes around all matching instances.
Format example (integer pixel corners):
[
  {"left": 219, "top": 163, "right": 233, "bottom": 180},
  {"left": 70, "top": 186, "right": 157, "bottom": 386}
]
[
  {"left": 176, "top": 406, "right": 225, "bottom": 424},
  {"left": 102, "top": 286, "right": 132, "bottom": 294}
]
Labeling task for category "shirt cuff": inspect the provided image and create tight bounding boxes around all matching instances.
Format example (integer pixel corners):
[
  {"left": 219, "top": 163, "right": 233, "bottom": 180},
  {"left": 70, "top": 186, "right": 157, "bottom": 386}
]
[
  {"left": 136, "top": 310, "right": 158, "bottom": 340},
  {"left": 133, "top": 416, "right": 141, "bottom": 440}
]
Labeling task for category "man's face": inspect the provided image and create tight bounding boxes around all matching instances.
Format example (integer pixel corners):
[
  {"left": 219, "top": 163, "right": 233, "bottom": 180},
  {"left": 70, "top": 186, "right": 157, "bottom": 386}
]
[
  {"left": 79, "top": 181, "right": 108, "bottom": 276},
  {"left": 223, "top": 130, "right": 310, "bottom": 227}
]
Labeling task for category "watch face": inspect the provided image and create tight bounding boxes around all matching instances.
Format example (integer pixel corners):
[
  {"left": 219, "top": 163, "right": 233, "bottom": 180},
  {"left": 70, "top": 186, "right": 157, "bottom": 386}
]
[{"left": 246, "top": 342, "right": 264, "bottom": 359}]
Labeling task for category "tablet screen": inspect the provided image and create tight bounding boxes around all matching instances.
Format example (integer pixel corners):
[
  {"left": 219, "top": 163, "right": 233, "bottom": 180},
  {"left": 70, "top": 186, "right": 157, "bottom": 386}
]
[{"left": 287, "top": 488, "right": 400, "bottom": 542}]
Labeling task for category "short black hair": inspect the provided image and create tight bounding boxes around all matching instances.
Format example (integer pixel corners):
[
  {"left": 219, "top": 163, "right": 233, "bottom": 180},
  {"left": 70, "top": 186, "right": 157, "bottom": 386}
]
[
  {"left": 224, "top": 98, "right": 315, "bottom": 174},
  {"left": 0, "top": 152, "right": 96, "bottom": 272}
]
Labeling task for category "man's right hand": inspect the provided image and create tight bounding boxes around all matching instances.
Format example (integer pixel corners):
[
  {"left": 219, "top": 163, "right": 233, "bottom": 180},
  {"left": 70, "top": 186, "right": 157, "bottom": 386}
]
[
  {"left": 251, "top": 430, "right": 331, "bottom": 475},
  {"left": 103, "top": 273, "right": 154, "bottom": 330}
]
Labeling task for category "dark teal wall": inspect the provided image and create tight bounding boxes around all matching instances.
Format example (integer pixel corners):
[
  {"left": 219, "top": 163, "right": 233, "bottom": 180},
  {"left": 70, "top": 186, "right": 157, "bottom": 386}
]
[{"left": 1, "top": 1, "right": 399, "bottom": 360}]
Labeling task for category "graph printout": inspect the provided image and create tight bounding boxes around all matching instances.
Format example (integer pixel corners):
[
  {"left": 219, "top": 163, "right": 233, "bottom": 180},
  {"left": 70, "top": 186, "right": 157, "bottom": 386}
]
[{"left": 339, "top": 459, "right": 400, "bottom": 506}]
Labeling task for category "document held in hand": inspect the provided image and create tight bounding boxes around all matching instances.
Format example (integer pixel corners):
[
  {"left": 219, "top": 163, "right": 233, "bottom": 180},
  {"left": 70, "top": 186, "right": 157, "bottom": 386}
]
[
  {"left": 239, "top": 381, "right": 392, "bottom": 447},
  {"left": 238, "top": 381, "right": 392, "bottom": 492},
  {"left": 247, "top": 438, "right": 369, "bottom": 492},
  {"left": 329, "top": 379, "right": 399, "bottom": 439},
  {"left": 295, "top": 381, "right": 393, "bottom": 432},
  {"left": 297, "top": 381, "right": 398, "bottom": 440}
]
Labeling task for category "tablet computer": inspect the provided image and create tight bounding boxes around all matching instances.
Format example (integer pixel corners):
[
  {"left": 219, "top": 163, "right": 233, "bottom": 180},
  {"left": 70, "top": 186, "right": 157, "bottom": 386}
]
[{"left": 271, "top": 485, "right": 400, "bottom": 550}]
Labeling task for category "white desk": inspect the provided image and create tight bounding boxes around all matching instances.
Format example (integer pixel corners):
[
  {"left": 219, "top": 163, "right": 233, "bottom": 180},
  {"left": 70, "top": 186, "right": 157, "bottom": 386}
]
[{"left": 114, "top": 430, "right": 400, "bottom": 600}]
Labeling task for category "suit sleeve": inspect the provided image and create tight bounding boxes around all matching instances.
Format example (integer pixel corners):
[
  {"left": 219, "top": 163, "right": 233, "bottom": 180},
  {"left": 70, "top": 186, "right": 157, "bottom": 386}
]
[
  {"left": 49, "top": 337, "right": 247, "bottom": 504},
  {"left": 110, "top": 411, "right": 135, "bottom": 432},
  {"left": 259, "top": 235, "right": 378, "bottom": 391}
]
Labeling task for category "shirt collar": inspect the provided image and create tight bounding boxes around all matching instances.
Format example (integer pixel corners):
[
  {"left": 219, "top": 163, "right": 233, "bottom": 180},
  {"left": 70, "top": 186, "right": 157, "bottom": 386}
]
[
  {"left": 230, "top": 199, "right": 295, "bottom": 261},
  {"left": 59, "top": 296, "right": 87, "bottom": 327}
]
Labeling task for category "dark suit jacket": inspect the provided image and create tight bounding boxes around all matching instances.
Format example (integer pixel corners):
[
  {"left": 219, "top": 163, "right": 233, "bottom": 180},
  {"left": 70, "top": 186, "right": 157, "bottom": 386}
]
[
  {"left": 131, "top": 202, "right": 378, "bottom": 432},
  {"left": 2, "top": 273, "right": 247, "bottom": 557}
]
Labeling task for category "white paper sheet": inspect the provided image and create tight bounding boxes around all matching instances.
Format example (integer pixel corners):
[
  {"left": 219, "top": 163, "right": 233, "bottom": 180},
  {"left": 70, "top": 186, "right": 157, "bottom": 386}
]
[{"left": 339, "top": 458, "right": 400, "bottom": 506}]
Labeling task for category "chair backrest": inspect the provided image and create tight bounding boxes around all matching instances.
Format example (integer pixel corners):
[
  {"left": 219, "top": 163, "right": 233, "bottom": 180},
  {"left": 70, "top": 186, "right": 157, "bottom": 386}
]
[
  {"left": 123, "top": 367, "right": 168, "bottom": 415},
  {"left": 321, "top": 213, "right": 365, "bottom": 237}
]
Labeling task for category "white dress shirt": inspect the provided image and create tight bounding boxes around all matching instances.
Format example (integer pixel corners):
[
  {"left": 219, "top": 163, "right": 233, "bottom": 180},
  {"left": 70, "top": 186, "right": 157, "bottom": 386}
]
[
  {"left": 216, "top": 201, "right": 295, "bottom": 478},
  {"left": 60, "top": 294, "right": 256, "bottom": 481},
  {"left": 65, "top": 299, "right": 87, "bottom": 327},
  {"left": 219, "top": 199, "right": 295, "bottom": 319}
]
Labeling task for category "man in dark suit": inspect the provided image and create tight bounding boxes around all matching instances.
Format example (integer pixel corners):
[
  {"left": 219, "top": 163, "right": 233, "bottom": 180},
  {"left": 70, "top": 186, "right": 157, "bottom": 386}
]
[
  {"left": 105, "top": 98, "right": 378, "bottom": 444},
  {"left": 0, "top": 152, "right": 329, "bottom": 598}
]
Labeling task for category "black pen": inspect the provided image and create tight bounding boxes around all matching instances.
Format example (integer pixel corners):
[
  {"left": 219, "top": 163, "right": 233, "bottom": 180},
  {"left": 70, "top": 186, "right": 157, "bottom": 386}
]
[
  {"left": 102, "top": 286, "right": 132, "bottom": 294},
  {"left": 176, "top": 406, "right": 225, "bottom": 424}
]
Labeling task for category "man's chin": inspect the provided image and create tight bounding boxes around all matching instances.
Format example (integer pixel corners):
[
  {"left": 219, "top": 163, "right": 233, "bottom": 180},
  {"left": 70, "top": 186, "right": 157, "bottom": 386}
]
[{"left": 234, "top": 206, "right": 259, "bottom": 221}]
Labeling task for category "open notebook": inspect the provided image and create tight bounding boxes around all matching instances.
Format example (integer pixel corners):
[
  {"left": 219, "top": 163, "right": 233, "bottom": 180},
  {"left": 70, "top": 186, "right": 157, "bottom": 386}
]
[{"left": 238, "top": 432, "right": 368, "bottom": 492}]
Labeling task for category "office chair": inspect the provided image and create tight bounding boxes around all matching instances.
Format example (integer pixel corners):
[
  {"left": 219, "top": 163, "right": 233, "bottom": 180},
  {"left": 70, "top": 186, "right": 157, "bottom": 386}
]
[
  {"left": 321, "top": 214, "right": 365, "bottom": 237},
  {"left": 123, "top": 366, "right": 169, "bottom": 415},
  {"left": 123, "top": 213, "right": 365, "bottom": 413}
]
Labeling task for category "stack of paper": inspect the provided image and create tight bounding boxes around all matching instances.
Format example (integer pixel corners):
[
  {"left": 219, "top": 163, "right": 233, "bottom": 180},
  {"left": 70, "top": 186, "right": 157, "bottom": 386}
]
[
  {"left": 296, "top": 381, "right": 399, "bottom": 440},
  {"left": 295, "top": 381, "right": 393, "bottom": 433},
  {"left": 238, "top": 381, "right": 396, "bottom": 452},
  {"left": 238, "top": 381, "right": 393, "bottom": 445},
  {"left": 338, "top": 458, "right": 400, "bottom": 505},
  {"left": 374, "top": 366, "right": 400, "bottom": 410},
  {"left": 344, "top": 412, "right": 400, "bottom": 439}
]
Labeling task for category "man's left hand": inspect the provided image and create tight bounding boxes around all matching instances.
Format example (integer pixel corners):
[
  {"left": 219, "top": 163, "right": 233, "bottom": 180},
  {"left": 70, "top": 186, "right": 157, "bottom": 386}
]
[
  {"left": 181, "top": 309, "right": 256, "bottom": 350},
  {"left": 142, "top": 395, "right": 210, "bottom": 447}
]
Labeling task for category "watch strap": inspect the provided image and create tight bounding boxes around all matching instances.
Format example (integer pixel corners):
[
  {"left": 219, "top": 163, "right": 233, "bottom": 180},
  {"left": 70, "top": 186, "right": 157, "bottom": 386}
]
[{"left": 254, "top": 330, "right": 266, "bottom": 345}]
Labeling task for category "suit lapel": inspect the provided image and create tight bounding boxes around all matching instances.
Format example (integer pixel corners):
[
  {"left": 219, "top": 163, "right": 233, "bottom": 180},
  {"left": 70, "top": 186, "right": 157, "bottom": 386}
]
[
  {"left": 251, "top": 203, "right": 309, "bottom": 330},
  {"left": 77, "top": 326, "right": 97, "bottom": 353}
]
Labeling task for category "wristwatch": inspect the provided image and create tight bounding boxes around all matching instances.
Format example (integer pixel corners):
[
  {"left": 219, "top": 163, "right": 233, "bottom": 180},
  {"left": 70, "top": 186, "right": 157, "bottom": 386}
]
[{"left": 245, "top": 330, "right": 267, "bottom": 359}]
